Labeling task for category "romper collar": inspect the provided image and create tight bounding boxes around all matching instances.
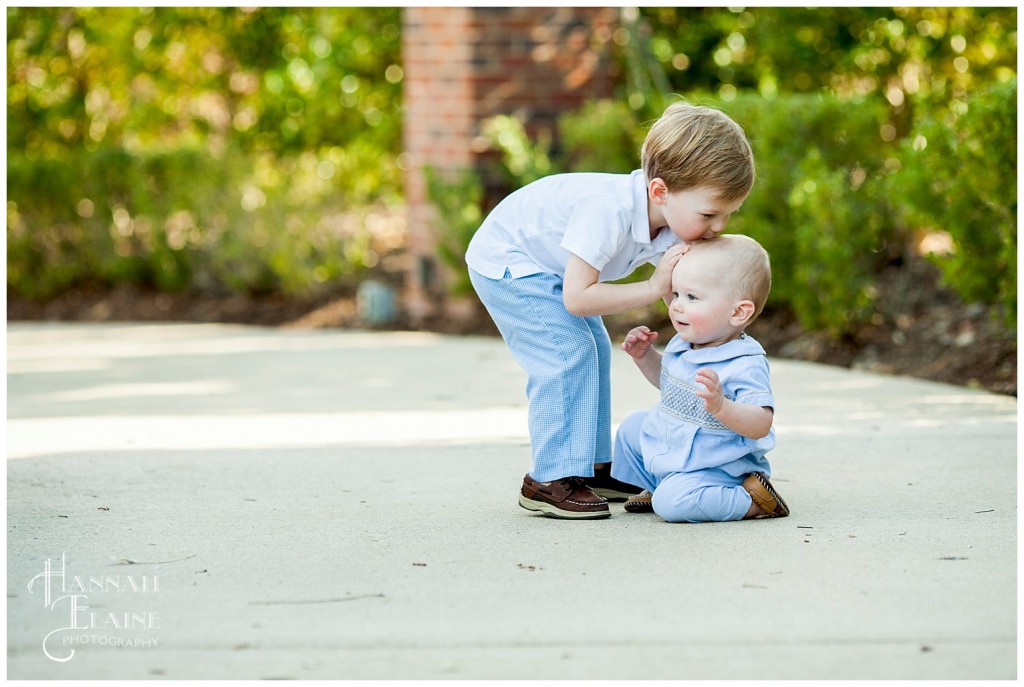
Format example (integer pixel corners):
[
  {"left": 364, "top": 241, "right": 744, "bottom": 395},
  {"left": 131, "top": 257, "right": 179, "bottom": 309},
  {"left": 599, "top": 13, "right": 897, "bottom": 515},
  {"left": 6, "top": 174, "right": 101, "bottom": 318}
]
[{"left": 664, "top": 332, "right": 766, "bottom": 364}]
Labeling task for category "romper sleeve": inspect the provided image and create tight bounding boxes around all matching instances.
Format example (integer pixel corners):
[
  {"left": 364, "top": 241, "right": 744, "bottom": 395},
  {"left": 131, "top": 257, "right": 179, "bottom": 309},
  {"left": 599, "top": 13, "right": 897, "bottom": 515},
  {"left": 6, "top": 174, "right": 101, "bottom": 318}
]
[{"left": 727, "top": 356, "right": 775, "bottom": 411}]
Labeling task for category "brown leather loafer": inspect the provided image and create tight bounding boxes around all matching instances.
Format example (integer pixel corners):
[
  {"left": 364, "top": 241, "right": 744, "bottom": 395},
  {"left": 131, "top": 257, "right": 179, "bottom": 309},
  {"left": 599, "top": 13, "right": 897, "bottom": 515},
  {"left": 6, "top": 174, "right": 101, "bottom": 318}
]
[
  {"left": 623, "top": 489, "right": 653, "bottom": 513},
  {"left": 519, "top": 474, "right": 610, "bottom": 520},
  {"left": 742, "top": 472, "right": 790, "bottom": 518}
]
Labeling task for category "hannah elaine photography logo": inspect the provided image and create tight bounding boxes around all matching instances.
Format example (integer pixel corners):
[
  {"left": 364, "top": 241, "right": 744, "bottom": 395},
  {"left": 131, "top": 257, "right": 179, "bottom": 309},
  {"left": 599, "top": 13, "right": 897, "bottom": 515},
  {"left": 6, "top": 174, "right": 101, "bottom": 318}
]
[{"left": 26, "top": 553, "right": 161, "bottom": 663}]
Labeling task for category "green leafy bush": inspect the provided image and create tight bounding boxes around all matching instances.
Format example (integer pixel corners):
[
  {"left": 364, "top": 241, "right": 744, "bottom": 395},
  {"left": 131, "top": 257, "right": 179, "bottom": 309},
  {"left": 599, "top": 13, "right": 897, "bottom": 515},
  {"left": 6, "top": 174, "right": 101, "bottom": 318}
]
[
  {"left": 717, "top": 93, "right": 899, "bottom": 329},
  {"left": 786, "top": 151, "right": 895, "bottom": 334},
  {"left": 483, "top": 116, "right": 557, "bottom": 186},
  {"left": 7, "top": 146, "right": 402, "bottom": 299},
  {"left": 894, "top": 79, "right": 1017, "bottom": 325}
]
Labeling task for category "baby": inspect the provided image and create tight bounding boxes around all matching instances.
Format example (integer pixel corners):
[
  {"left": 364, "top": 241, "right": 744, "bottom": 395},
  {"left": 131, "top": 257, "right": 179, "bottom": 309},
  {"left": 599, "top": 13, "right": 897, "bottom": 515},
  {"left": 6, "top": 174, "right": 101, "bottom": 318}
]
[{"left": 611, "top": 234, "right": 789, "bottom": 522}]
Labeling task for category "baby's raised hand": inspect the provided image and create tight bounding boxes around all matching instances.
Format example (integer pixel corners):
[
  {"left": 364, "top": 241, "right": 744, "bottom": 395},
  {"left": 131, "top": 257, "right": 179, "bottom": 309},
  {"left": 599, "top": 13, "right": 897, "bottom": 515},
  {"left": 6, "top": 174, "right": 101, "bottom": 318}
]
[
  {"left": 694, "top": 368, "right": 724, "bottom": 414},
  {"left": 621, "top": 326, "right": 658, "bottom": 359}
]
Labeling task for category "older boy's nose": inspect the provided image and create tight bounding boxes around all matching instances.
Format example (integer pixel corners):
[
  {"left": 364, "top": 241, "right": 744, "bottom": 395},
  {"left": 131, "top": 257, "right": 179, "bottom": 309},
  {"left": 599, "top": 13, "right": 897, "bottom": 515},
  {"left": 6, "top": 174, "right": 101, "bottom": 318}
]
[{"left": 706, "top": 220, "right": 727, "bottom": 238}]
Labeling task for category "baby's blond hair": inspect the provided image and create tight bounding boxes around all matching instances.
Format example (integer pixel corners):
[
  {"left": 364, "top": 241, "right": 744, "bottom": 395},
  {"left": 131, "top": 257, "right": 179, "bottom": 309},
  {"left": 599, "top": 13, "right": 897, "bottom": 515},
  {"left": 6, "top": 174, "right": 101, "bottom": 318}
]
[
  {"left": 641, "top": 101, "right": 755, "bottom": 201},
  {"left": 688, "top": 235, "right": 772, "bottom": 320}
]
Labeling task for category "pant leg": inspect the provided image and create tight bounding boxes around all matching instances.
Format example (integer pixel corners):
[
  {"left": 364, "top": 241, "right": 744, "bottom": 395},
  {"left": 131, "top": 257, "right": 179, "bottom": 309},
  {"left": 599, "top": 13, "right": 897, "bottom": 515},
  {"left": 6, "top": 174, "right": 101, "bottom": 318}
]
[
  {"left": 582, "top": 315, "right": 612, "bottom": 465},
  {"left": 652, "top": 468, "right": 752, "bottom": 523},
  {"left": 610, "top": 410, "right": 658, "bottom": 492},
  {"left": 469, "top": 268, "right": 604, "bottom": 482}
]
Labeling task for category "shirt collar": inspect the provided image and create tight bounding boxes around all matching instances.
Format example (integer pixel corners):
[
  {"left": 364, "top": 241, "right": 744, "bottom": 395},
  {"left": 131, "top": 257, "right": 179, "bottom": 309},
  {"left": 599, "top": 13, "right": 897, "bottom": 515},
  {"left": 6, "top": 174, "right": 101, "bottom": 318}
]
[
  {"left": 630, "top": 170, "right": 653, "bottom": 244},
  {"left": 630, "top": 169, "right": 679, "bottom": 252}
]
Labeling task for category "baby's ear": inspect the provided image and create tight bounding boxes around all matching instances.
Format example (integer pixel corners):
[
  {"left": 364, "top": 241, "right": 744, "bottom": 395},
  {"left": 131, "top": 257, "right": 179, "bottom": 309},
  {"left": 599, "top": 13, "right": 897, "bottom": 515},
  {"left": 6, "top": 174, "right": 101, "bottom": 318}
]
[{"left": 730, "top": 300, "right": 756, "bottom": 326}]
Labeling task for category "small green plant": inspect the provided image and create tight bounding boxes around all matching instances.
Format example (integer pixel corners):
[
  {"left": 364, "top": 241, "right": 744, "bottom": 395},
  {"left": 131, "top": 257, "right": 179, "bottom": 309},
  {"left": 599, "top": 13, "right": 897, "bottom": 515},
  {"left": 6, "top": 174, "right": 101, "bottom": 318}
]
[
  {"left": 558, "top": 100, "right": 642, "bottom": 174},
  {"left": 484, "top": 115, "right": 560, "bottom": 185},
  {"left": 422, "top": 165, "right": 484, "bottom": 296}
]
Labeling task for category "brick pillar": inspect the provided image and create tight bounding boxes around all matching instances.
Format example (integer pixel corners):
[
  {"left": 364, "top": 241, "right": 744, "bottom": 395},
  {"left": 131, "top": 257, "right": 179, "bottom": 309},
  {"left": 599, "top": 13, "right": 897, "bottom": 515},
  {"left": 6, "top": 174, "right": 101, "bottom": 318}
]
[{"left": 402, "top": 7, "right": 618, "bottom": 322}]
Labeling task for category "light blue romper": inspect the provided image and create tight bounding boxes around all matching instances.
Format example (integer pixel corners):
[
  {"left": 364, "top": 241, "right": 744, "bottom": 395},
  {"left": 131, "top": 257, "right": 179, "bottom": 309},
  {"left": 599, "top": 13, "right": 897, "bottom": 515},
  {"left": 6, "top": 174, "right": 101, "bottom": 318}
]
[{"left": 611, "top": 333, "right": 775, "bottom": 522}]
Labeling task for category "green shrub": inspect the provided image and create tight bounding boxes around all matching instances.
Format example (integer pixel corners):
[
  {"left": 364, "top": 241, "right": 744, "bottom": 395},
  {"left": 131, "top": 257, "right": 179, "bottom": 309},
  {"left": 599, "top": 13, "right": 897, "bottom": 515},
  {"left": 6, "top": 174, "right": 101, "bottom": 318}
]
[
  {"left": 717, "top": 93, "right": 899, "bottom": 329},
  {"left": 7, "top": 146, "right": 399, "bottom": 299},
  {"left": 894, "top": 79, "right": 1017, "bottom": 326},
  {"left": 483, "top": 115, "right": 558, "bottom": 186},
  {"left": 7, "top": 8, "right": 405, "bottom": 302},
  {"left": 787, "top": 151, "right": 895, "bottom": 334},
  {"left": 558, "top": 100, "right": 642, "bottom": 174}
]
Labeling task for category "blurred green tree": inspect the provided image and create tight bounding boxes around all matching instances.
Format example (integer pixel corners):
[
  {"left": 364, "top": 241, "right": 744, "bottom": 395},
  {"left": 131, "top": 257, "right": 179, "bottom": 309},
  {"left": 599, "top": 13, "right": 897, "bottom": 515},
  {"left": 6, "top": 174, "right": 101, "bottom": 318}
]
[
  {"left": 631, "top": 7, "right": 1016, "bottom": 129},
  {"left": 7, "top": 7, "right": 403, "bottom": 195},
  {"left": 7, "top": 7, "right": 406, "bottom": 298}
]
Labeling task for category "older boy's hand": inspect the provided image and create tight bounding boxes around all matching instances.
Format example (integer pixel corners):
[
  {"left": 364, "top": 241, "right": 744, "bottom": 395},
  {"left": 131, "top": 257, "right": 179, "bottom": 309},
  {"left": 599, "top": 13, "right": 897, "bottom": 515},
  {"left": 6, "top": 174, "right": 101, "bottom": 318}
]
[
  {"left": 622, "top": 326, "right": 658, "bottom": 359},
  {"left": 649, "top": 243, "right": 690, "bottom": 299}
]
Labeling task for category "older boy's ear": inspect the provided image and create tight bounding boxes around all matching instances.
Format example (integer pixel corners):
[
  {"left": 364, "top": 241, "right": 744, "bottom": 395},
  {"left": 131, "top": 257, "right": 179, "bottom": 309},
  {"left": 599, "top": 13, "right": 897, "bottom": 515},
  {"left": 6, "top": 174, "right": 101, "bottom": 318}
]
[
  {"left": 647, "top": 178, "right": 669, "bottom": 204},
  {"left": 731, "top": 300, "right": 756, "bottom": 326}
]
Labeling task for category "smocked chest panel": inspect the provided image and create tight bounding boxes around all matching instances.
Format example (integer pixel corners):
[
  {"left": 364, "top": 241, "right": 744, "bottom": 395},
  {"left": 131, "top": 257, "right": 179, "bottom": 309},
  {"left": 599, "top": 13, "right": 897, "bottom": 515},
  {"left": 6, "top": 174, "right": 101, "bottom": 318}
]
[{"left": 659, "top": 366, "right": 729, "bottom": 431}]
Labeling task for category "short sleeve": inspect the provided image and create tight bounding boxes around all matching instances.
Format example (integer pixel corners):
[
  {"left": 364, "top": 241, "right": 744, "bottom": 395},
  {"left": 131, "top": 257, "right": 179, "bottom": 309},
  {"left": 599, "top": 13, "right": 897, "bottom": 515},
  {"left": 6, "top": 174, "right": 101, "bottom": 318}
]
[
  {"left": 558, "top": 197, "right": 633, "bottom": 271},
  {"left": 727, "top": 357, "right": 775, "bottom": 410}
]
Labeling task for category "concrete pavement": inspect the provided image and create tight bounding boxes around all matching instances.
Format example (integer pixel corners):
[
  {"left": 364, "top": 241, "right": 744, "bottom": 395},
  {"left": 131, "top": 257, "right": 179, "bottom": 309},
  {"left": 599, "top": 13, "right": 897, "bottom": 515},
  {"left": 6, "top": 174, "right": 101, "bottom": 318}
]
[{"left": 6, "top": 322, "right": 1017, "bottom": 679}]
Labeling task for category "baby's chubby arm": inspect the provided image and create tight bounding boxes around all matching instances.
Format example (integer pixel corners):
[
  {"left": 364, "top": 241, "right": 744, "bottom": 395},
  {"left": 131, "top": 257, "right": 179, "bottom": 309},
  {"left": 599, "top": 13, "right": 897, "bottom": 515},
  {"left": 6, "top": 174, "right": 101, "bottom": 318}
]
[
  {"left": 694, "top": 368, "right": 774, "bottom": 440},
  {"left": 562, "top": 243, "right": 689, "bottom": 317},
  {"left": 622, "top": 326, "right": 662, "bottom": 388}
]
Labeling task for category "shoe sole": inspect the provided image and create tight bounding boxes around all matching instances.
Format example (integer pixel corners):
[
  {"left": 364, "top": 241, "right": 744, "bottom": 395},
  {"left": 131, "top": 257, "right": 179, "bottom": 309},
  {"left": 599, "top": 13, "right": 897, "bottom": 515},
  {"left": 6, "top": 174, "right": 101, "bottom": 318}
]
[
  {"left": 623, "top": 490, "right": 653, "bottom": 513},
  {"left": 518, "top": 494, "right": 611, "bottom": 520}
]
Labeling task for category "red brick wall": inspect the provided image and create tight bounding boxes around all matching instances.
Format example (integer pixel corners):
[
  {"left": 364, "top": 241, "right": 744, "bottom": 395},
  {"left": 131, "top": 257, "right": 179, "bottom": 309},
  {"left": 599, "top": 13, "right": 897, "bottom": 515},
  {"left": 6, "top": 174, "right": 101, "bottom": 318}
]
[{"left": 403, "top": 7, "right": 618, "bottom": 320}]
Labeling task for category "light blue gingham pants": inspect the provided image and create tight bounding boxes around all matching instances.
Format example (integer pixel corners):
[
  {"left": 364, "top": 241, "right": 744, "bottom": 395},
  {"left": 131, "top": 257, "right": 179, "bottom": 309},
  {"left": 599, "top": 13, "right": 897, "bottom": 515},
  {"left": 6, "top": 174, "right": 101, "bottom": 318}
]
[{"left": 469, "top": 268, "right": 611, "bottom": 482}]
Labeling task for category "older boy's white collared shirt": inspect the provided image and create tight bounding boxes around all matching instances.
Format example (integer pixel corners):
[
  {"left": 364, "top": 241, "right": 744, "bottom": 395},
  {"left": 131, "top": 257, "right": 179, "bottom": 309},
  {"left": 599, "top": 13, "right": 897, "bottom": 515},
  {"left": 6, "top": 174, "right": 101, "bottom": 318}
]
[{"left": 465, "top": 169, "right": 679, "bottom": 281}]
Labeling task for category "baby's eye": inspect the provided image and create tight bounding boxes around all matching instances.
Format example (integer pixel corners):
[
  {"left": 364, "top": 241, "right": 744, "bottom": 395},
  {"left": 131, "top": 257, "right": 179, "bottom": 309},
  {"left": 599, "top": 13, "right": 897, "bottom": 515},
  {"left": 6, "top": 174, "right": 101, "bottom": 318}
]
[
  {"left": 687, "top": 293, "right": 698, "bottom": 301},
  {"left": 701, "top": 213, "right": 715, "bottom": 219}
]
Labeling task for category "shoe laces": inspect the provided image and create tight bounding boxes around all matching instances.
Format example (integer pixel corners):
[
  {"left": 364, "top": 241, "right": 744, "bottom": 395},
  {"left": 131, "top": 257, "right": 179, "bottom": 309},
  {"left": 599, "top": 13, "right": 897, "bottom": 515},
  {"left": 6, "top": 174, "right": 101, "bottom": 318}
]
[{"left": 541, "top": 476, "right": 586, "bottom": 495}]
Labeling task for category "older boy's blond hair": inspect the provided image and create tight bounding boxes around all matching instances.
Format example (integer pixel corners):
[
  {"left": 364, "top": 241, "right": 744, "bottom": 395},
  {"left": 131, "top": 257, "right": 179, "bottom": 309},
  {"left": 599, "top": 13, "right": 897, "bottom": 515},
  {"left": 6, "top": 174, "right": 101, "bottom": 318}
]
[
  {"left": 690, "top": 234, "right": 772, "bottom": 320},
  {"left": 641, "top": 101, "right": 755, "bottom": 201}
]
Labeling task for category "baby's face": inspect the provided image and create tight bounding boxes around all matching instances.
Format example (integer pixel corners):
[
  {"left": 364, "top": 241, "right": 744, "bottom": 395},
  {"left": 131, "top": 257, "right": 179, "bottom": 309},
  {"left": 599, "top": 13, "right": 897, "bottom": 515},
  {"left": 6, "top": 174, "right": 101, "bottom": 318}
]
[{"left": 667, "top": 251, "right": 744, "bottom": 349}]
